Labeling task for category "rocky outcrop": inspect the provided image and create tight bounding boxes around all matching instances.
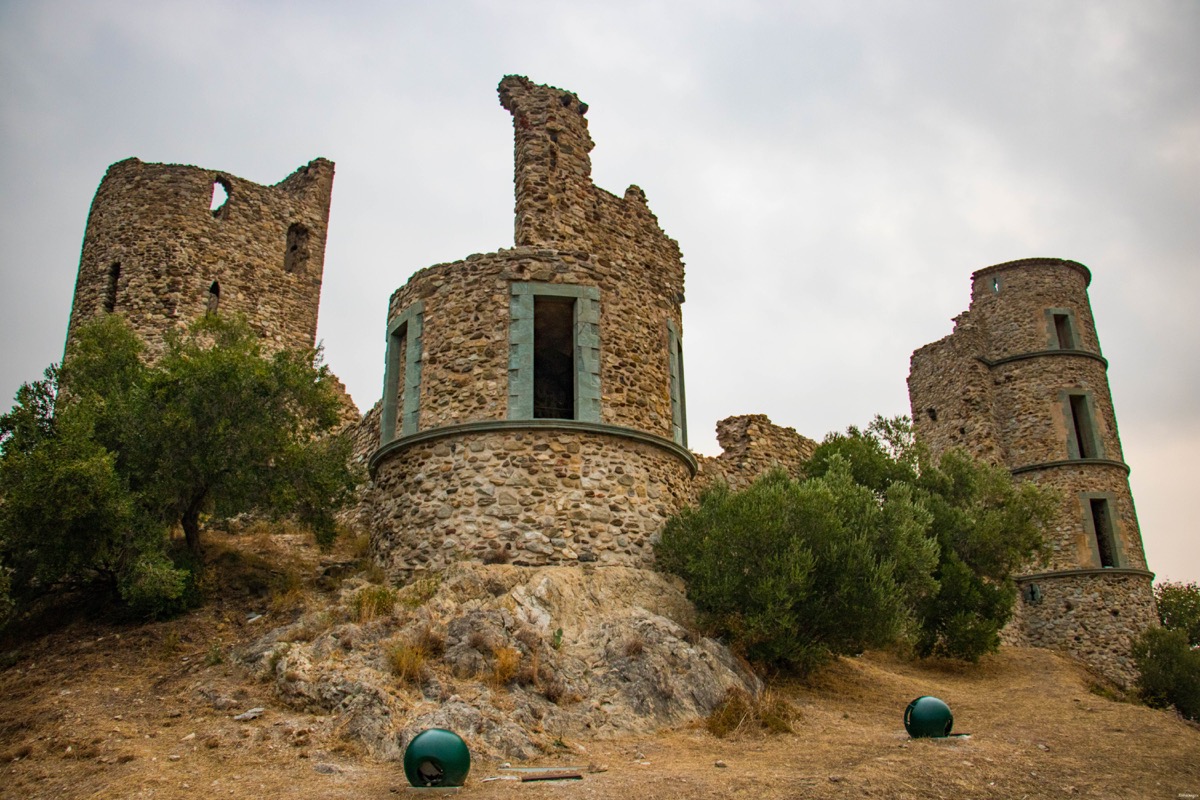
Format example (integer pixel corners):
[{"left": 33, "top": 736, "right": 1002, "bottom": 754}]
[{"left": 241, "top": 564, "right": 759, "bottom": 759}]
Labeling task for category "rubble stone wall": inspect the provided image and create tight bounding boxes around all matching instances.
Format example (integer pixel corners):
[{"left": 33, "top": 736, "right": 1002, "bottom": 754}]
[
  {"left": 696, "top": 414, "right": 818, "bottom": 494},
  {"left": 369, "top": 426, "right": 695, "bottom": 578},
  {"left": 1006, "top": 571, "right": 1158, "bottom": 686},
  {"left": 66, "top": 157, "right": 334, "bottom": 359},
  {"left": 384, "top": 246, "right": 682, "bottom": 437}
]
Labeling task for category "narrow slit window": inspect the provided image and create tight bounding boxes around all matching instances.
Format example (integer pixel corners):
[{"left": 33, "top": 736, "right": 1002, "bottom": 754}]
[
  {"left": 392, "top": 328, "right": 408, "bottom": 433},
  {"left": 207, "top": 281, "right": 220, "bottom": 315},
  {"left": 104, "top": 262, "right": 121, "bottom": 313},
  {"left": 1089, "top": 498, "right": 1117, "bottom": 567},
  {"left": 1068, "top": 393, "right": 1097, "bottom": 459},
  {"left": 1053, "top": 313, "right": 1075, "bottom": 349},
  {"left": 284, "top": 223, "right": 310, "bottom": 274},
  {"left": 533, "top": 296, "right": 575, "bottom": 419}
]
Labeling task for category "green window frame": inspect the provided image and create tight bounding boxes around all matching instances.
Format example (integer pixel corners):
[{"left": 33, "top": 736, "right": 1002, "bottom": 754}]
[
  {"left": 380, "top": 301, "right": 424, "bottom": 444},
  {"left": 667, "top": 318, "right": 688, "bottom": 447},
  {"left": 508, "top": 282, "right": 600, "bottom": 422}
]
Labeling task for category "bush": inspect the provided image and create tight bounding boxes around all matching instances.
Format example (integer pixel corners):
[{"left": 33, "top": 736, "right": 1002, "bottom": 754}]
[
  {"left": 0, "top": 314, "right": 359, "bottom": 627},
  {"left": 807, "top": 417, "right": 1056, "bottom": 661},
  {"left": 1132, "top": 626, "right": 1200, "bottom": 721},
  {"left": 656, "top": 463, "right": 937, "bottom": 673},
  {"left": 1155, "top": 581, "right": 1200, "bottom": 647}
]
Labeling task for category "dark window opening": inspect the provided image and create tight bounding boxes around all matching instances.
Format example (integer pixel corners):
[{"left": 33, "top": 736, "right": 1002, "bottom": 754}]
[
  {"left": 533, "top": 296, "right": 574, "bottom": 419},
  {"left": 1068, "top": 394, "right": 1097, "bottom": 459},
  {"left": 207, "top": 281, "right": 220, "bottom": 315},
  {"left": 1090, "top": 498, "right": 1117, "bottom": 567},
  {"left": 104, "top": 263, "right": 120, "bottom": 313},
  {"left": 210, "top": 178, "right": 230, "bottom": 217},
  {"left": 926, "top": 407, "right": 938, "bottom": 422},
  {"left": 1054, "top": 313, "right": 1075, "bottom": 349},
  {"left": 393, "top": 328, "right": 408, "bottom": 434},
  {"left": 284, "top": 223, "right": 310, "bottom": 274},
  {"left": 991, "top": 277, "right": 1001, "bottom": 294}
]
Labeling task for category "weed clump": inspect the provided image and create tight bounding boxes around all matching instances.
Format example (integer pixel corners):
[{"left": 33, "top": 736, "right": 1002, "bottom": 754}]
[
  {"left": 705, "top": 687, "right": 798, "bottom": 738},
  {"left": 351, "top": 585, "right": 396, "bottom": 623}
]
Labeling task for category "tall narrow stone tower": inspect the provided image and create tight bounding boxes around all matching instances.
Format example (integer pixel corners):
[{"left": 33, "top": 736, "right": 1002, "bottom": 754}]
[
  {"left": 368, "top": 76, "right": 695, "bottom": 577},
  {"left": 909, "top": 257, "right": 1157, "bottom": 682},
  {"left": 66, "top": 157, "right": 335, "bottom": 358}
]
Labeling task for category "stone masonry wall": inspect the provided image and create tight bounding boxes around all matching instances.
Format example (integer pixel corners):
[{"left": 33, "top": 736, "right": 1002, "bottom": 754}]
[
  {"left": 696, "top": 414, "right": 818, "bottom": 494},
  {"left": 370, "top": 429, "right": 694, "bottom": 578},
  {"left": 497, "top": 75, "right": 687, "bottom": 309},
  {"left": 386, "top": 247, "right": 681, "bottom": 437},
  {"left": 1006, "top": 572, "right": 1158, "bottom": 686},
  {"left": 67, "top": 157, "right": 334, "bottom": 360}
]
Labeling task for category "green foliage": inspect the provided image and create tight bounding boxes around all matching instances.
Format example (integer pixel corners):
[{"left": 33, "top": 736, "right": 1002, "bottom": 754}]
[
  {"left": 0, "top": 314, "right": 359, "bottom": 626},
  {"left": 1154, "top": 581, "right": 1200, "bottom": 647},
  {"left": 1132, "top": 626, "right": 1200, "bottom": 721},
  {"left": 656, "top": 462, "right": 938, "bottom": 673},
  {"left": 807, "top": 417, "right": 1055, "bottom": 661}
]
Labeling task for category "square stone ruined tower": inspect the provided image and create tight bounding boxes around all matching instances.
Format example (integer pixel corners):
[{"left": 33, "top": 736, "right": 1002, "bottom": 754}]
[{"left": 66, "top": 157, "right": 335, "bottom": 360}]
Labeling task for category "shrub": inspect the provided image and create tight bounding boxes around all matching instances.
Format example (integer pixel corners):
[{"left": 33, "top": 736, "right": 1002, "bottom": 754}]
[
  {"left": 807, "top": 417, "right": 1056, "bottom": 661},
  {"left": 1132, "top": 626, "right": 1200, "bottom": 721},
  {"left": 1155, "top": 581, "right": 1200, "bottom": 647},
  {"left": 656, "top": 462, "right": 937, "bottom": 673}
]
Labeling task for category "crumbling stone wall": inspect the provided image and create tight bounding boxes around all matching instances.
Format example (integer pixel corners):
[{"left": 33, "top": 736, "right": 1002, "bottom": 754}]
[
  {"left": 696, "top": 414, "right": 818, "bottom": 493},
  {"left": 909, "top": 257, "right": 1156, "bottom": 683},
  {"left": 66, "top": 157, "right": 335, "bottom": 359}
]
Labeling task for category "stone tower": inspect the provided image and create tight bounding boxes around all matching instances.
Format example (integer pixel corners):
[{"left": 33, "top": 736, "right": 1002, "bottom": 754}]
[
  {"left": 368, "top": 76, "right": 695, "bottom": 576},
  {"left": 66, "top": 157, "right": 335, "bottom": 358},
  {"left": 909, "top": 257, "right": 1157, "bottom": 682}
]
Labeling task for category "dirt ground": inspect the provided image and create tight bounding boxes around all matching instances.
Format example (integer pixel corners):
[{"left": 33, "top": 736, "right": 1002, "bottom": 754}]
[{"left": 2, "top": 529, "right": 1198, "bottom": 800}]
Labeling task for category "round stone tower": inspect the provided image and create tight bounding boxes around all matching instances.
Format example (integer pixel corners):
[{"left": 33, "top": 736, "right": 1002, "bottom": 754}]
[
  {"left": 66, "top": 157, "right": 335, "bottom": 359},
  {"left": 909, "top": 257, "right": 1157, "bottom": 683},
  {"left": 368, "top": 76, "right": 696, "bottom": 576}
]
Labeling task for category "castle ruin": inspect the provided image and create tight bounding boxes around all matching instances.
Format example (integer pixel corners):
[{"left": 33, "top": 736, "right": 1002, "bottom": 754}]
[{"left": 62, "top": 77, "right": 1155, "bottom": 684}]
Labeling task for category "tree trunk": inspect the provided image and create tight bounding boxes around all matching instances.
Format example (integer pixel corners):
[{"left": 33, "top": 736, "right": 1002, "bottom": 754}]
[{"left": 182, "top": 491, "right": 207, "bottom": 553}]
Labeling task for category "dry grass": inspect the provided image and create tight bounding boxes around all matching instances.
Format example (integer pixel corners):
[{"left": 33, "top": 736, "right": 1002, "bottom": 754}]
[
  {"left": 384, "top": 638, "right": 427, "bottom": 685},
  {"left": 491, "top": 646, "right": 521, "bottom": 686},
  {"left": 705, "top": 687, "right": 798, "bottom": 738},
  {"left": 350, "top": 585, "right": 396, "bottom": 622}
]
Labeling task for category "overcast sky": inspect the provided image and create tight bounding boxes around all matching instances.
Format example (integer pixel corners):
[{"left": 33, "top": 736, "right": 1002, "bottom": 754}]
[{"left": 1, "top": 1, "right": 1196, "bottom": 582}]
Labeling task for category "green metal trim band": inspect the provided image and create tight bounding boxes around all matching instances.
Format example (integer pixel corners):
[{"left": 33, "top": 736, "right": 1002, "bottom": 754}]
[
  {"left": 1010, "top": 458, "right": 1130, "bottom": 476},
  {"left": 1015, "top": 568, "right": 1154, "bottom": 582},
  {"left": 369, "top": 419, "right": 699, "bottom": 477},
  {"left": 979, "top": 350, "right": 1108, "bottom": 368}
]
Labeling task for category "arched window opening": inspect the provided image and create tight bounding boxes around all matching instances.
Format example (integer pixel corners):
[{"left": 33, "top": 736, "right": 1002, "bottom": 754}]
[
  {"left": 207, "top": 280, "right": 220, "bottom": 315},
  {"left": 103, "top": 262, "right": 121, "bottom": 313},
  {"left": 284, "top": 223, "right": 310, "bottom": 274},
  {"left": 210, "top": 177, "right": 230, "bottom": 218}
]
